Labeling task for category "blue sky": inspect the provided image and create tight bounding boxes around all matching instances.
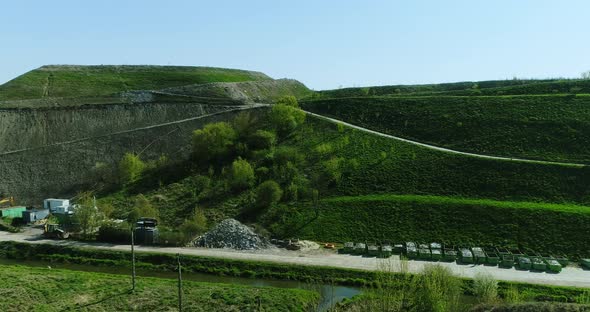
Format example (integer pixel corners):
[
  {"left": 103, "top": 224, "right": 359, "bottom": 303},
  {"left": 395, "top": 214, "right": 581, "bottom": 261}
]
[{"left": 1, "top": 0, "right": 589, "bottom": 90}]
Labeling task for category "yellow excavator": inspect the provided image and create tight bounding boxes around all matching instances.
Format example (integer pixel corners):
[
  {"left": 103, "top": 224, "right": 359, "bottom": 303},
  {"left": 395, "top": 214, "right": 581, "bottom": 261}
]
[{"left": 0, "top": 196, "right": 15, "bottom": 208}]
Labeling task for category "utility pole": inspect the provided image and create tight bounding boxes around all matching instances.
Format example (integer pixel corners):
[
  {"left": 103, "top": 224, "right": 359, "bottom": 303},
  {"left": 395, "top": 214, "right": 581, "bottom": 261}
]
[
  {"left": 177, "top": 253, "right": 183, "bottom": 312},
  {"left": 131, "top": 228, "right": 136, "bottom": 291}
]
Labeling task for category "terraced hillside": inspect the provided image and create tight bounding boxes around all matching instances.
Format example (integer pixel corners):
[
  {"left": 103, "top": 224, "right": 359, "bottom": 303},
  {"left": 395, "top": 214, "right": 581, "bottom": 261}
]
[
  {"left": 99, "top": 112, "right": 590, "bottom": 257},
  {"left": 0, "top": 65, "right": 271, "bottom": 101},
  {"left": 302, "top": 95, "right": 590, "bottom": 163},
  {"left": 311, "top": 78, "right": 590, "bottom": 98}
]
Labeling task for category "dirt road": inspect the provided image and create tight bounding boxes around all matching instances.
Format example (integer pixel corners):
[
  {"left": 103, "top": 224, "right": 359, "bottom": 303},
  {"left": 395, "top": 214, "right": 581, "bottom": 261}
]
[{"left": 1, "top": 229, "right": 588, "bottom": 288}]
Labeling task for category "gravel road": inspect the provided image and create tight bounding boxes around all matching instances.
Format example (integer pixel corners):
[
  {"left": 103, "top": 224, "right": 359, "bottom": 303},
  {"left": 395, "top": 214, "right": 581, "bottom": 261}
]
[{"left": 1, "top": 228, "right": 588, "bottom": 288}]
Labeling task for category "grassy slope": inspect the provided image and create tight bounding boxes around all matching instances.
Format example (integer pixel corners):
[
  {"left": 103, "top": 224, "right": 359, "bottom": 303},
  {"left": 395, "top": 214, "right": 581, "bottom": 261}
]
[
  {"left": 98, "top": 111, "right": 590, "bottom": 256},
  {"left": 0, "top": 264, "right": 318, "bottom": 312},
  {"left": 268, "top": 194, "right": 590, "bottom": 257},
  {"left": 311, "top": 79, "right": 590, "bottom": 98},
  {"left": 0, "top": 65, "right": 271, "bottom": 101},
  {"left": 295, "top": 117, "right": 590, "bottom": 204},
  {"left": 102, "top": 112, "right": 590, "bottom": 228},
  {"left": 302, "top": 95, "right": 590, "bottom": 163}
]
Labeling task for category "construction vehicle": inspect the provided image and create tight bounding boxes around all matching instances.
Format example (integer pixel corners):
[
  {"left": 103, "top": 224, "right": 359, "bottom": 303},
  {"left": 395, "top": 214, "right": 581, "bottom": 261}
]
[
  {"left": 43, "top": 223, "right": 70, "bottom": 239},
  {"left": 0, "top": 196, "right": 15, "bottom": 208}
]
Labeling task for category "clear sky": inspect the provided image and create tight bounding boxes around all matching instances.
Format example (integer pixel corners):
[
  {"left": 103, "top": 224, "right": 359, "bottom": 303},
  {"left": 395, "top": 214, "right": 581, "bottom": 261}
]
[{"left": 1, "top": 0, "right": 589, "bottom": 90}]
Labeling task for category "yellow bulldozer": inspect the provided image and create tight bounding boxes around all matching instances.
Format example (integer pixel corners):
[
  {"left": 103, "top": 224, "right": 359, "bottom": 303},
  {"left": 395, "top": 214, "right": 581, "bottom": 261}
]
[{"left": 0, "top": 196, "right": 15, "bottom": 208}]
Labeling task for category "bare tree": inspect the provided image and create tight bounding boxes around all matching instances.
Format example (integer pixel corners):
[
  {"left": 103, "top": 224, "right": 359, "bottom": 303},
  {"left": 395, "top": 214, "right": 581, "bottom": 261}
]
[{"left": 582, "top": 71, "right": 590, "bottom": 79}]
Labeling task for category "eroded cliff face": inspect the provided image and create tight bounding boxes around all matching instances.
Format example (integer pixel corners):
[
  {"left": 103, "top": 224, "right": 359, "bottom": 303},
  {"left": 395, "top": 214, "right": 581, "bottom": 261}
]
[
  {"left": 0, "top": 102, "right": 261, "bottom": 205},
  {"left": 0, "top": 102, "right": 238, "bottom": 153}
]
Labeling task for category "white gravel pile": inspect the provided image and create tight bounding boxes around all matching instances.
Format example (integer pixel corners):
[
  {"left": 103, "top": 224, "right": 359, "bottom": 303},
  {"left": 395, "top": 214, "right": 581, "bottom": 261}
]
[{"left": 193, "top": 219, "right": 269, "bottom": 250}]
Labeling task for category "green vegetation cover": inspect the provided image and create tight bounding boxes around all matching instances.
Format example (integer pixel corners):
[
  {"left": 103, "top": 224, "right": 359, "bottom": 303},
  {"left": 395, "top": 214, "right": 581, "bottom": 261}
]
[
  {"left": 0, "top": 264, "right": 318, "bottom": 311},
  {"left": 302, "top": 95, "right": 590, "bottom": 163},
  {"left": 0, "top": 65, "right": 271, "bottom": 100}
]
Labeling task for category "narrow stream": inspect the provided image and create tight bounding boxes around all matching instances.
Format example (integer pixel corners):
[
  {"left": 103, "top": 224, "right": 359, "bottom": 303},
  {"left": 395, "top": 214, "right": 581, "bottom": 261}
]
[{"left": 0, "top": 258, "right": 361, "bottom": 311}]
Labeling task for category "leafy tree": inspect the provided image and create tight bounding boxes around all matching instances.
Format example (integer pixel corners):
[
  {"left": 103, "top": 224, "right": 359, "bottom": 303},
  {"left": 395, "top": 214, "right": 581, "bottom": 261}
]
[
  {"left": 248, "top": 130, "right": 276, "bottom": 150},
  {"left": 192, "top": 122, "right": 237, "bottom": 164},
  {"left": 233, "top": 112, "right": 257, "bottom": 138},
  {"left": 269, "top": 104, "right": 306, "bottom": 136},
  {"left": 73, "top": 192, "right": 102, "bottom": 239},
  {"left": 256, "top": 180, "right": 283, "bottom": 209},
  {"left": 229, "top": 157, "right": 255, "bottom": 191},
  {"left": 179, "top": 209, "right": 207, "bottom": 242},
  {"left": 276, "top": 95, "right": 299, "bottom": 107},
  {"left": 128, "top": 194, "right": 159, "bottom": 222},
  {"left": 118, "top": 153, "right": 145, "bottom": 184}
]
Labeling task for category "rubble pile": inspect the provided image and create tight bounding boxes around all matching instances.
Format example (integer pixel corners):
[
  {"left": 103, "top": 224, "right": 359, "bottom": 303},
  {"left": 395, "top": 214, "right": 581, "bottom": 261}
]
[{"left": 193, "top": 219, "right": 269, "bottom": 250}]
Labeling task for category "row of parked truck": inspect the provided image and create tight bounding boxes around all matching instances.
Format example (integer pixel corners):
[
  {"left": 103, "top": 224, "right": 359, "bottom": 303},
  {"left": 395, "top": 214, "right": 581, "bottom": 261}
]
[{"left": 340, "top": 242, "right": 590, "bottom": 273}]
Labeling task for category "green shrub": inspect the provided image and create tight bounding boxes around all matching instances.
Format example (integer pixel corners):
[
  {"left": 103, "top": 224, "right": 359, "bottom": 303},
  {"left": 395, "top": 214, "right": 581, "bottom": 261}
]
[
  {"left": 473, "top": 272, "right": 499, "bottom": 304},
  {"left": 256, "top": 180, "right": 283, "bottom": 209},
  {"left": 248, "top": 129, "right": 276, "bottom": 150},
  {"left": 269, "top": 104, "right": 306, "bottom": 136},
  {"left": 192, "top": 122, "right": 237, "bottom": 164},
  {"left": 229, "top": 158, "right": 255, "bottom": 191},
  {"left": 276, "top": 95, "right": 299, "bottom": 107},
  {"left": 119, "top": 153, "right": 145, "bottom": 184},
  {"left": 179, "top": 209, "right": 207, "bottom": 242},
  {"left": 414, "top": 265, "right": 462, "bottom": 312}
]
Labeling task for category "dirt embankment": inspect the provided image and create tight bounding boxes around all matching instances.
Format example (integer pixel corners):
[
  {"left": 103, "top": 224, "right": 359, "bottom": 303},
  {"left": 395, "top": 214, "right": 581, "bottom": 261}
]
[
  {"left": 0, "top": 102, "right": 235, "bottom": 154},
  {"left": 0, "top": 102, "right": 265, "bottom": 205}
]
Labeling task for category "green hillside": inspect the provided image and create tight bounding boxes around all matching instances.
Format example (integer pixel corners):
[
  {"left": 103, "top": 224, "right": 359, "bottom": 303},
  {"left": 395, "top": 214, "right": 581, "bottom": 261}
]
[
  {"left": 0, "top": 65, "right": 272, "bottom": 101},
  {"left": 311, "top": 78, "right": 590, "bottom": 98},
  {"left": 302, "top": 95, "right": 590, "bottom": 163},
  {"left": 98, "top": 108, "right": 590, "bottom": 258},
  {"left": 266, "top": 194, "right": 590, "bottom": 257}
]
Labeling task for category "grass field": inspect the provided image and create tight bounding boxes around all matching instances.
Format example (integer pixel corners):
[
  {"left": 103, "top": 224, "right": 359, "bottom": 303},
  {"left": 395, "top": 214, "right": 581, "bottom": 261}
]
[
  {"left": 302, "top": 95, "right": 590, "bottom": 163},
  {"left": 0, "top": 65, "right": 271, "bottom": 101},
  {"left": 0, "top": 264, "right": 318, "bottom": 312},
  {"left": 1, "top": 242, "right": 588, "bottom": 305},
  {"left": 265, "top": 194, "right": 590, "bottom": 257}
]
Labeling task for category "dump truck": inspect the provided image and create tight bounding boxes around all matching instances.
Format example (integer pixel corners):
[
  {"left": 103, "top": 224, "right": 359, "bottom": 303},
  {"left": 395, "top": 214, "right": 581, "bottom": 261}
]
[{"left": 43, "top": 223, "right": 70, "bottom": 239}]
